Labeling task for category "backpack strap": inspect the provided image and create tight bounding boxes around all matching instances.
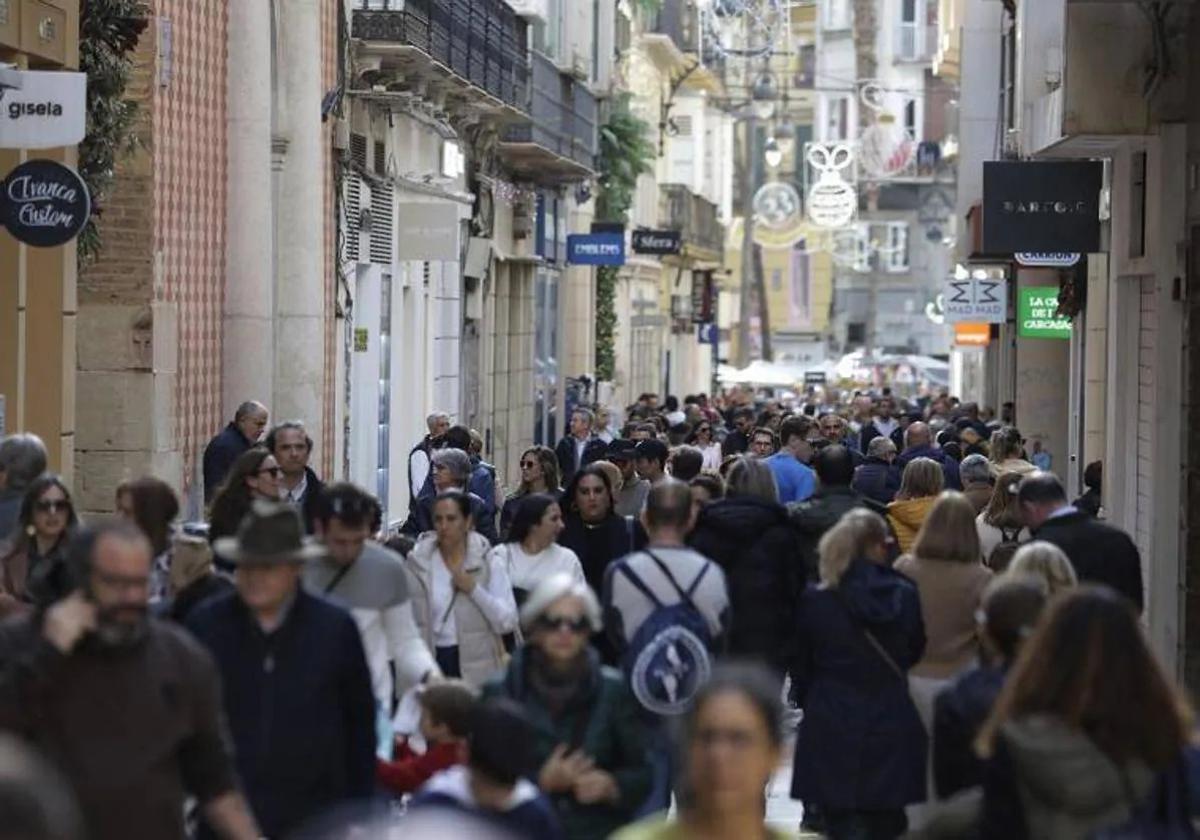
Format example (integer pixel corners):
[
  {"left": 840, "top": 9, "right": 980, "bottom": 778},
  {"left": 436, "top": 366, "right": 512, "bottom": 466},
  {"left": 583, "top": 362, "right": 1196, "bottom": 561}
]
[
  {"left": 616, "top": 562, "right": 665, "bottom": 609},
  {"left": 643, "top": 548, "right": 704, "bottom": 613}
]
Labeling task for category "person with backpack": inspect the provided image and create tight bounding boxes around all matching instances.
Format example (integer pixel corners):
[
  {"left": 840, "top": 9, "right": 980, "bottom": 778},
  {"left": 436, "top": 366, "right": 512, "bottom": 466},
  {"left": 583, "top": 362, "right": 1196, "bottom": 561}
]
[
  {"left": 975, "top": 472, "right": 1030, "bottom": 572},
  {"left": 603, "top": 479, "right": 731, "bottom": 814}
]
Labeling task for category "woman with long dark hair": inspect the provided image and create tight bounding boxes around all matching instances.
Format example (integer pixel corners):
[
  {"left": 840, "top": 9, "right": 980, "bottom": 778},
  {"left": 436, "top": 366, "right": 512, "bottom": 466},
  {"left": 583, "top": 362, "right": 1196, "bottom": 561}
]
[
  {"left": 489, "top": 493, "right": 584, "bottom": 609},
  {"left": 978, "top": 586, "right": 1195, "bottom": 839},
  {"left": 499, "top": 445, "right": 562, "bottom": 540},
  {"left": 115, "top": 476, "right": 181, "bottom": 605},
  {"left": 207, "top": 446, "right": 282, "bottom": 544},
  {"left": 557, "top": 463, "right": 645, "bottom": 597},
  {"left": 0, "top": 475, "right": 80, "bottom": 614}
]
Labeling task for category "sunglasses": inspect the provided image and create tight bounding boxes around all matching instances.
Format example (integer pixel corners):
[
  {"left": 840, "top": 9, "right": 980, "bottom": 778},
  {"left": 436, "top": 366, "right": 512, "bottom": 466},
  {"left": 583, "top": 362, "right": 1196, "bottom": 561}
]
[
  {"left": 536, "top": 614, "right": 590, "bottom": 634},
  {"left": 520, "top": 460, "right": 539, "bottom": 469},
  {"left": 35, "top": 499, "right": 70, "bottom": 514},
  {"left": 257, "top": 466, "right": 283, "bottom": 478}
]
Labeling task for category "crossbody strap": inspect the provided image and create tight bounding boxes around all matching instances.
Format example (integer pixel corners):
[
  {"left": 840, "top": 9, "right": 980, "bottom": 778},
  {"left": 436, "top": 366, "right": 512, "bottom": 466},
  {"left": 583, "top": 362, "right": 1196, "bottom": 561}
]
[
  {"left": 833, "top": 589, "right": 905, "bottom": 680},
  {"left": 323, "top": 561, "right": 355, "bottom": 595}
]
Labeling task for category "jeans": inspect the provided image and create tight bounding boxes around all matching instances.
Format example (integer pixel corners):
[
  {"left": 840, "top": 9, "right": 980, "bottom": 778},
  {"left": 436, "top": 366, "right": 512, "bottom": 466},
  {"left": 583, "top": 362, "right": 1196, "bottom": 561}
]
[{"left": 634, "top": 719, "right": 675, "bottom": 818}]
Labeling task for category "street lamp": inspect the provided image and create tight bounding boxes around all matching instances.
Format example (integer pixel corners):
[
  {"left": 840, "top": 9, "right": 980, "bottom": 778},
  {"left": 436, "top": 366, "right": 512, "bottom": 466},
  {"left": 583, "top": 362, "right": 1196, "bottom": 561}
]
[
  {"left": 763, "top": 136, "right": 783, "bottom": 169},
  {"left": 751, "top": 72, "right": 777, "bottom": 120},
  {"left": 773, "top": 119, "right": 796, "bottom": 155}
]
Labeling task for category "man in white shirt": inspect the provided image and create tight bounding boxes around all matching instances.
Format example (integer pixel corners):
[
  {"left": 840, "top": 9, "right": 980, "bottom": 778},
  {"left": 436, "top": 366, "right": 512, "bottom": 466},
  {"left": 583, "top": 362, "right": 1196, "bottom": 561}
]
[
  {"left": 304, "top": 483, "right": 439, "bottom": 713},
  {"left": 409, "top": 411, "right": 451, "bottom": 509}
]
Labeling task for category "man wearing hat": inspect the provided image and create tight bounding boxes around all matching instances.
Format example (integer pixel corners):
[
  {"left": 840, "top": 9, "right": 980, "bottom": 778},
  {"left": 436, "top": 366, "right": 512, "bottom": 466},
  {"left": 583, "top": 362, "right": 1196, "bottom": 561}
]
[
  {"left": 187, "top": 502, "right": 376, "bottom": 839},
  {"left": 608, "top": 439, "right": 650, "bottom": 517}
]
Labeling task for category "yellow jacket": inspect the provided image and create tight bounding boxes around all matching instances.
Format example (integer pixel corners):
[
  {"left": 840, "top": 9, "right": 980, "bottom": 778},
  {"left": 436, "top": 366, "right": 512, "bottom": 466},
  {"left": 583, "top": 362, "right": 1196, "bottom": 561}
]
[{"left": 887, "top": 496, "right": 937, "bottom": 555}]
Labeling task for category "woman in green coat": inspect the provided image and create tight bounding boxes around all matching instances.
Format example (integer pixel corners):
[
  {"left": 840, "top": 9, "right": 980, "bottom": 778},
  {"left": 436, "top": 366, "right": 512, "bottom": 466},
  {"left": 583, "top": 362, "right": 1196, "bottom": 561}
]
[{"left": 482, "top": 573, "right": 651, "bottom": 840}]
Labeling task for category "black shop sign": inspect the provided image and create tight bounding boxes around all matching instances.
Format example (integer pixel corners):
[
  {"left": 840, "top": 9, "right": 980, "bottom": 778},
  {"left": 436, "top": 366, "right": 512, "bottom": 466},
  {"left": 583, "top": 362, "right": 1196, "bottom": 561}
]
[
  {"left": 982, "top": 161, "right": 1102, "bottom": 254},
  {"left": 0, "top": 159, "right": 91, "bottom": 248},
  {"left": 632, "top": 229, "right": 682, "bottom": 255}
]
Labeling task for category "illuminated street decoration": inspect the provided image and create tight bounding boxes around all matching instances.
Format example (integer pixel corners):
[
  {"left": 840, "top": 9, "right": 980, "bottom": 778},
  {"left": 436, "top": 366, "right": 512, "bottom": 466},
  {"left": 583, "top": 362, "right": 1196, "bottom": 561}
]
[
  {"left": 700, "top": 0, "right": 785, "bottom": 60},
  {"left": 857, "top": 81, "right": 916, "bottom": 179},
  {"left": 804, "top": 142, "right": 857, "bottom": 229},
  {"left": 753, "top": 181, "right": 802, "bottom": 229}
]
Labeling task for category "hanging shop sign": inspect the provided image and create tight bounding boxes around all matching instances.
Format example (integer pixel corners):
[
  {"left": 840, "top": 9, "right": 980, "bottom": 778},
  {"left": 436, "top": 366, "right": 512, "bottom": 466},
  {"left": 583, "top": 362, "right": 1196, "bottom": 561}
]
[
  {"left": 567, "top": 232, "right": 625, "bottom": 266},
  {"left": 804, "top": 371, "right": 827, "bottom": 385},
  {"left": 954, "top": 322, "right": 991, "bottom": 347},
  {"left": 396, "top": 202, "right": 460, "bottom": 261},
  {"left": 691, "top": 270, "right": 715, "bottom": 324},
  {"left": 942, "top": 264, "right": 1008, "bottom": 324},
  {"left": 0, "top": 70, "right": 86, "bottom": 149},
  {"left": 804, "top": 143, "right": 857, "bottom": 229},
  {"left": 1014, "top": 252, "right": 1081, "bottom": 268},
  {"left": 1017, "top": 286, "right": 1072, "bottom": 339},
  {"left": 697, "top": 323, "right": 718, "bottom": 345},
  {"left": 982, "top": 161, "right": 1102, "bottom": 254},
  {"left": 0, "top": 158, "right": 90, "bottom": 247},
  {"left": 632, "top": 229, "right": 682, "bottom": 255}
]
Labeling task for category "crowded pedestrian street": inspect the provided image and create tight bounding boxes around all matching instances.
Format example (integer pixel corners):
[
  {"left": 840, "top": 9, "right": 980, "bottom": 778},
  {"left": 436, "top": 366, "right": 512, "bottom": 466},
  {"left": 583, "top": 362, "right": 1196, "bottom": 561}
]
[{"left": 3, "top": 1, "right": 1200, "bottom": 839}]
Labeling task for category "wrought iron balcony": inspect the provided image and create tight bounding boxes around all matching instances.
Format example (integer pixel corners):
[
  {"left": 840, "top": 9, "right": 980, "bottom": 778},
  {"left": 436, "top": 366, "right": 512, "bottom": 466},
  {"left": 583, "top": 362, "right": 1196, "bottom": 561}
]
[
  {"left": 659, "top": 184, "right": 723, "bottom": 257},
  {"left": 498, "top": 51, "right": 598, "bottom": 183},
  {"left": 352, "top": 0, "right": 529, "bottom": 115}
]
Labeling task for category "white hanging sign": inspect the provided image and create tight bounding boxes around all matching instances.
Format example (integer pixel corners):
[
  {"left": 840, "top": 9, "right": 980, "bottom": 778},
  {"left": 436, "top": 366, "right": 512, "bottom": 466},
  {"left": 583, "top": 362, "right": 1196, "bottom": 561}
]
[
  {"left": 805, "top": 143, "right": 857, "bottom": 229},
  {"left": 1014, "top": 252, "right": 1081, "bottom": 267},
  {"left": 942, "top": 266, "right": 1008, "bottom": 323},
  {"left": 0, "top": 71, "right": 87, "bottom": 150}
]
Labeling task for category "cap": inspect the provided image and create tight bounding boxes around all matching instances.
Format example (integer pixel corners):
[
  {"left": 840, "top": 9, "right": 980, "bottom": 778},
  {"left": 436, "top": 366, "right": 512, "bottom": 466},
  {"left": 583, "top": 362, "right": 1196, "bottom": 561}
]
[
  {"left": 634, "top": 438, "right": 669, "bottom": 463},
  {"left": 607, "top": 439, "right": 637, "bottom": 462}
]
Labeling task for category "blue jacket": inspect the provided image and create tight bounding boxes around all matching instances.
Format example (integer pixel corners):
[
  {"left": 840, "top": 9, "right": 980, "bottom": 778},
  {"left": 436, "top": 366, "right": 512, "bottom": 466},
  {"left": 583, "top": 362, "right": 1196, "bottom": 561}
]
[
  {"left": 852, "top": 457, "right": 900, "bottom": 505},
  {"left": 187, "top": 590, "right": 376, "bottom": 839},
  {"left": 416, "top": 458, "right": 497, "bottom": 525},
  {"left": 791, "top": 559, "right": 928, "bottom": 810},
  {"left": 934, "top": 664, "right": 1006, "bottom": 798},
  {"left": 892, "top": 444, "right": 962, "bottom": 491},
  {"left": 202, "top": 423, "right": 252, "bottom": 502},
  {"left": 401, "top": 490, "right": 499, "bottom": 544},
  {"left": 765, "top": 452, "right": 817, "bottom": 504}
]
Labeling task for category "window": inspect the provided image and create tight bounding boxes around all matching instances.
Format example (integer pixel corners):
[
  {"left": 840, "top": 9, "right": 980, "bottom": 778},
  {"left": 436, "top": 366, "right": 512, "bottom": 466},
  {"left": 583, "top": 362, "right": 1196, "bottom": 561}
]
[
  {"left": 1000, "top": 20, "right": 1017, "bottom": 133},
  {"left": 376, "top": 273, "right": 393, "bottom": 519},
  {"left": 903, "top": 99, "right": 918, "bottom": 140},
  {"left": 852, "top": 223, "right": 871, "bottom": 272},
  {"left": 883, "top": 222, "right": 909, "bottom": 273},
  {"left": 824, "top": 95, "right": 850, "bottom": 141},
  {"left": 823, "top": 0, "right": 851, "bottom": 29},
  {"left": 847, "top": 321, "right": 867, "bottom": 345},
  {"left": 897, "top": 0, "right": 925, "bottom": 59}
]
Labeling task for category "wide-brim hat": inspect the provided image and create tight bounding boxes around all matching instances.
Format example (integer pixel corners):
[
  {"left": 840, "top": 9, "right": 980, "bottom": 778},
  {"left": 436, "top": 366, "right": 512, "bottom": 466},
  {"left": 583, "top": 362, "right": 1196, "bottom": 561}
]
[{"left": 213, "top": 500, "right": 326, "bottom": 565}]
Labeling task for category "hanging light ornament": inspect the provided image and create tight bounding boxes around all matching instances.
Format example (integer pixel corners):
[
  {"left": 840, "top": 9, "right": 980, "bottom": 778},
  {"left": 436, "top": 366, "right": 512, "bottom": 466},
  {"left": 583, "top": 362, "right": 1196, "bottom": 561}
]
[
  {"left": 804, "top": 142, "right": 857, "bottom": 229},
  {"left": 857, "top": 81, "right": 917, "bottom": 179},
  {"left": 701, "top": 0, "right": 784, "bottom": 60},
  {"left": 753, "top": 181, "right": 802, "bottom": 229}
]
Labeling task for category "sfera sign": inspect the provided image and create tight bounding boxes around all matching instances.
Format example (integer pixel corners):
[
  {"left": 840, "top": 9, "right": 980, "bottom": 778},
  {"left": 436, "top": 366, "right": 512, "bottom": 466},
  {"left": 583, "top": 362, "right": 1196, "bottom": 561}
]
[
  {"left": 0, "top": 71, "right": 87, "bottom": 149},
  {"left": 632, "top": 229, "right": 682, "bottom": 255},
  {"left": 1, "top": 159, "right": 91, "bottom": 247},
  {"left": 982, "top": 161, "right": 1102, "bottom": 254}
]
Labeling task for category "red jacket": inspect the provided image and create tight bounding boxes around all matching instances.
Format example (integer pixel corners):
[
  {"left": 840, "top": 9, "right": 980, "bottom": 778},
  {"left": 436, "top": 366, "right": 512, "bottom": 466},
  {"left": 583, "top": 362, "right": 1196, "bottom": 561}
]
[{"left": 376, "top": 739, "right": 461, "bottom": 795}]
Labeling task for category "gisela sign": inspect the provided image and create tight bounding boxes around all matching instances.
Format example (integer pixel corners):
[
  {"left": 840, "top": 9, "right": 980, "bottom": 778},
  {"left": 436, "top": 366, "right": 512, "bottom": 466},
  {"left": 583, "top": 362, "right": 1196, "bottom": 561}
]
[{"left": 0, "top": 159, "right": 91, "bottom": 247}]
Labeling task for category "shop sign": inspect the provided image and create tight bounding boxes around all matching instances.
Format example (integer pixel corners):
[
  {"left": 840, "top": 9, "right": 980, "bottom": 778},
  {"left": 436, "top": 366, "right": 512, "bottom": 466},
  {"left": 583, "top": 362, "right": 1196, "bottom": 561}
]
[
  {"left": 353, "top": 328, "right": 369, "bottom": 353},
  {"left": 804, "top": 371, "right": 827, "bottom": 385},
  {"left": 1018, "top": 286, "right": 1072, "bottom": 339},
  {"left": 632, "top": 229, "right": 681, "bottom": 255},
  {"left": 697, "top": 323, "right": 718, "bottom": 345},
  {"left": 0, "top": 70, "right": 86, "bottom": 149},
  {"left": 1014, "top": 252, "right": 1081, "bottom": 268},
  {"left": 396, "top": 202, "right": 460, "bottom": 261},
  {"left": 982, "top": 161, "right": 1102, "bottom": 254},
  {"left": 567, "top": 232, "right": 625, "bottom": 266},
  {"left": 954, "top": 322, "right": 991, "bottom": 347},
  {"left": 0, "top": 159, "right": 91, "bottom": 247},
  {"left": 943, "top": 268, "right": 1007, "bottom": 324},
  {"left": 690, "top": 271, "right": 714, "bottom": 324}
]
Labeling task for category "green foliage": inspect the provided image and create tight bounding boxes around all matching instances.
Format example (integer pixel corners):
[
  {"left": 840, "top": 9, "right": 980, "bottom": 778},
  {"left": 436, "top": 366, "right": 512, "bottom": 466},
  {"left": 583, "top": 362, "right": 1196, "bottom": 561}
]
[
  {"left": 593, "top": 100, "right": 655, "bottom": 381},
  {"left": 77, "top": 0, "right": 149, "bottom": 262}
]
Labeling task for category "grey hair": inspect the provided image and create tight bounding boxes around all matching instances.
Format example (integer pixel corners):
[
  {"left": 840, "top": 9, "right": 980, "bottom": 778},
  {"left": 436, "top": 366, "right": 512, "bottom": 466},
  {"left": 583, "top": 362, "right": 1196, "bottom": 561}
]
[
  {"left": 431, "top": 448, "right": 472, "bottom": 485},
  {"left": 426, "top": 411, "right": 450, "bottom": 431},
  {"left": 725, "top": 455, "right": 779, "bottom": 503},
  {"left": 519, "top": 573, "right": 603, "bottom": 633},
  {"left": 960, "top": 454, "right": 992, "bottom": 486},
  {"left": 234, "top": 401, "right": 267, "bottom": 422},
  {"left": 866, "top": 436, "right": 897, "bottom": 459},
  {"left": 0, "top": 433, "right": 47, "bottom": 491}
]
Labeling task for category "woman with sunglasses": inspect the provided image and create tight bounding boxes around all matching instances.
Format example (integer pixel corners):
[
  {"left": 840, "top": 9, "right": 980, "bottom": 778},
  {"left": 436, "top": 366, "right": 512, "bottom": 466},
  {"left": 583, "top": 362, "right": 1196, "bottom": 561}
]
[
  {"left": 688, "top": 422, "right": 723, "bottom": 472},
  {"left": 499, "top": 446, "right": 561, "bottom": 541},
  {"left": 1, "top": 474, "right": 79, "bottom": 616},
  {"left": 207, "top": 446, "right": 283, "bottom": 554},
  {"left": 482, "top": 573, "right": 650, "bottom": 840}
]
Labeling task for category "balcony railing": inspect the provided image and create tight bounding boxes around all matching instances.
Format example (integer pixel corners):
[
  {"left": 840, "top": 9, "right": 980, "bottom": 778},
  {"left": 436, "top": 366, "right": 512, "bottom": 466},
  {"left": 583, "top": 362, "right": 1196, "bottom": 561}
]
[
  {"left": 659, "top": 184, "right": 723, "bottom": 256},
  {"left": 500, "top": 51, "right": 598, "bottom": 179},
  {"left": 352, "top": 0, "right": 528, "bottom": 111}
]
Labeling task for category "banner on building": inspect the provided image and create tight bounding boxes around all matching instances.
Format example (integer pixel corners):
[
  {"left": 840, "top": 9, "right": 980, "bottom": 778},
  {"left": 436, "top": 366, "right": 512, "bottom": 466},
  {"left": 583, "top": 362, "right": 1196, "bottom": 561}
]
[
  {"left": 567, "top": 233, "right": 625, "bottom": 266},
  {"left": 396, "top": 202, "right": 460, "bottom": 261},
  {"left": 943, "top": 266, "right": 1007, "bottom": 323},
  {"left": 1017, "top": 286, "right": 1072, "bottom": 339},
  {"left": 0, "top": 71, "right": 86, "bottom": 149},
  {"left": 632, "top": 229, "right": 682, "bottom": 255},
  {"left": 982, "top": 161, "right": 1102, "bottom": 254},
  {"left": 0, "top": 159, "right": 90, "bottom": 247}
]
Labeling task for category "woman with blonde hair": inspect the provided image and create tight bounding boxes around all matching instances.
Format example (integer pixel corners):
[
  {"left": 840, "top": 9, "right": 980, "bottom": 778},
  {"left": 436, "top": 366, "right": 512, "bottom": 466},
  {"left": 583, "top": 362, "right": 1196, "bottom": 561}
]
[
  {"left": 976, "top": 471, "right": 1030, "bottom": 571},
  {"left": 791, "top": 509, "right": 927, "bottom": 839},
  {"left": 887, "top": 457, "right": 944, "bottom": 554},
  {"left": 1005, "top": 540, "right": 1078, "bottom": 596},
  {"left": 988, "top": 426, "right": 1035, "bottom": 478}
]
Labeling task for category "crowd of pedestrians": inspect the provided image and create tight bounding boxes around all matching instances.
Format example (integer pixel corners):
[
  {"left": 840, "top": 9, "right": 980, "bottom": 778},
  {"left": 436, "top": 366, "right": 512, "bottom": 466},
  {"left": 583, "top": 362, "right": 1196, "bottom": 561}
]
[{"left": 0, "top": 384, "right": 1191, "bottom": 840}]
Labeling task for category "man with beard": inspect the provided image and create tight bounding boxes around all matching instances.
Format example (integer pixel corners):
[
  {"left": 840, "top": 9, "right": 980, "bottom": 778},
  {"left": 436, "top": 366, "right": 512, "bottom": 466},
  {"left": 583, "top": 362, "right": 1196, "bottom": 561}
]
[{"left": 0, "top": 522, "right": 260, "bottom": 840}]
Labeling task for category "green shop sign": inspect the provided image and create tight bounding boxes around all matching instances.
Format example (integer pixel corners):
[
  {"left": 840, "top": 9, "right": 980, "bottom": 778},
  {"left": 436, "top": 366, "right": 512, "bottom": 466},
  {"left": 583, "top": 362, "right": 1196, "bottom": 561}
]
[{"left": 1018, "top": 286, "right": 1072, "bottom": 339}]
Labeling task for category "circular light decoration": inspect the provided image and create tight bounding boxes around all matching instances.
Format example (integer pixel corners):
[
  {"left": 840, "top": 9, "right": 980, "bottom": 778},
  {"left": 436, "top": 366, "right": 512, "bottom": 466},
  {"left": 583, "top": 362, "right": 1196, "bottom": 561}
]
[
  {"left": 805, "top": 143, "right": 857, "bottom": 229},
  {"left": 857, "top": 81, "right": 916, "bottom": 179},
  {"left": 753, "top": 181, "right": 801, "bottom": 229},
  {"left": 701, "top": 0, "right": 784, "bottom": 60}
]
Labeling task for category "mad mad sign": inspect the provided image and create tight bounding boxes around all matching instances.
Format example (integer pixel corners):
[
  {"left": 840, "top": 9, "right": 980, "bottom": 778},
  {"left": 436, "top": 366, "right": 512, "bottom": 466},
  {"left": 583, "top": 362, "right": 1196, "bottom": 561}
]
[
  {"left": 942, "top": 264, "right": 1007, "bottom": 324},
  {"left": 1018, "top": 286, "right": 1072, "bottom": 339}
]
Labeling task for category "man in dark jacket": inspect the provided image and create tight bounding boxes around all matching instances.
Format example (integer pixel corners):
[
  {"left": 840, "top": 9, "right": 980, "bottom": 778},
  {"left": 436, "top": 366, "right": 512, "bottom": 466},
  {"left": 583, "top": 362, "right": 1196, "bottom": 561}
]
[
  {"left": 402, "top": 448, "right": 499, "bottom": 542},
  {"left": 187, "top": 503, "right": 376, "bottom": 838},
  {"left": 892, "top": 421, "right": 961, "bottom": 490},
  {"left": 791, "top": 446, "right": 881, "bottom": 585},
  {"left": 415, "top": 426, "right": 498, "bottom": 523},
  {"left": 409, "top": 411, "right": 450, "bottom": 508},
  {"left": 853, "top": 436, "right": 900, "bottom": 506},
  {"left": 858, "top": 395, "right": 901, "bottom": 453},
  {"left": 203, "top": 401, "right": 269, "bottom": 502},
  {"left": 721, "top": 407, "right": 756, "bottom": 457},
  {"left": 556, "top": 408, "right": 607, "bottom": 484},
  {"left": 1017, "top": 472, "right": 1144, "bottom": 611},
  {"left": 266, "top": 420, "right": 324, "bottom": 533}
]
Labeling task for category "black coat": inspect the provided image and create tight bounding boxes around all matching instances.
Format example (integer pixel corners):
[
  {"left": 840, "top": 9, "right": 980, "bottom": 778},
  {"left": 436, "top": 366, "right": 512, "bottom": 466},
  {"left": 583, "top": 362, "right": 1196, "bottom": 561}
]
[
  {"left": 186, "top": 590, "right": 376, "bottom": 839},
  {"left": 722, "top": 429, "right": 750, "bottom": 457},
  {"left": 933, "top": 664, "right": 1006, "bottom": 798},
  {"left": 791, "top": 558, "right": 927, "bottom": 811},
  {"left": 893, "top": 444, "right": 962, "bottom": 491},
  {"left": 555, "top": 436, "right": 608, "bottom": 484},
  {"left": 853, "top": 457, "right": 901, "bottom": 505},
  {"left": 202, "top": 423, "right": 252, "bottom": 503},
  {"left": 558, "top": 513, "right": 646, "bottom": 597},
  {"left": 687, "top": 496, "right": 803, "bottom": 673},
  {"left": 1033, "top": 511, "right": 1144, "bottom": 611},
  {"left": 789, "top": 487, "right": 880, "bottom": 585},
  {"left": 168, "top": 573, "right": 234, "bottom": 625},
  {"left": 296, "top": 467, "right": 325, "bottom": 535}
]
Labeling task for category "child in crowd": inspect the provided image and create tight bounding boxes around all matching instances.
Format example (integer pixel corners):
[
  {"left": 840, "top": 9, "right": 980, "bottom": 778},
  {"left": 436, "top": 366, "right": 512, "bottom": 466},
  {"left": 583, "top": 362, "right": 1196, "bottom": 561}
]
[{"left": 376, "top": 681, "right": 474, "bottom": 795}]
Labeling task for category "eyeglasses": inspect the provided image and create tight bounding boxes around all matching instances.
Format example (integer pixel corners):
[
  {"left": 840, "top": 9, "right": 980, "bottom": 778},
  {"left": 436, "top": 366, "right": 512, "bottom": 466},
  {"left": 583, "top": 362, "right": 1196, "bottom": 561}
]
[
  {"left": 520, "top": 460, "right": 538, "bottom": 469},
  {"left": 536, "top": 614, "right": 590, "bottom": 634},
  {"left": 35, "top": 499, "right": 70, "bottom": 514},
  {"left": 257, "top": 467, "right": 283, "bottom": 478}
]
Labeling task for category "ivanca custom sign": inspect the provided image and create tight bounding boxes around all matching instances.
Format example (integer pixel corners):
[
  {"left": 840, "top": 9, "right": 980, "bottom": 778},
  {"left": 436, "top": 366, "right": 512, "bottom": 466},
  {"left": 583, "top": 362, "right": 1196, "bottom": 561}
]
[
  {"left": 1, "top": 158, "right": 90, "bottom": 247},
  {"left": 982, "top": 161, "right": 1102, "bottom": 254}
]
